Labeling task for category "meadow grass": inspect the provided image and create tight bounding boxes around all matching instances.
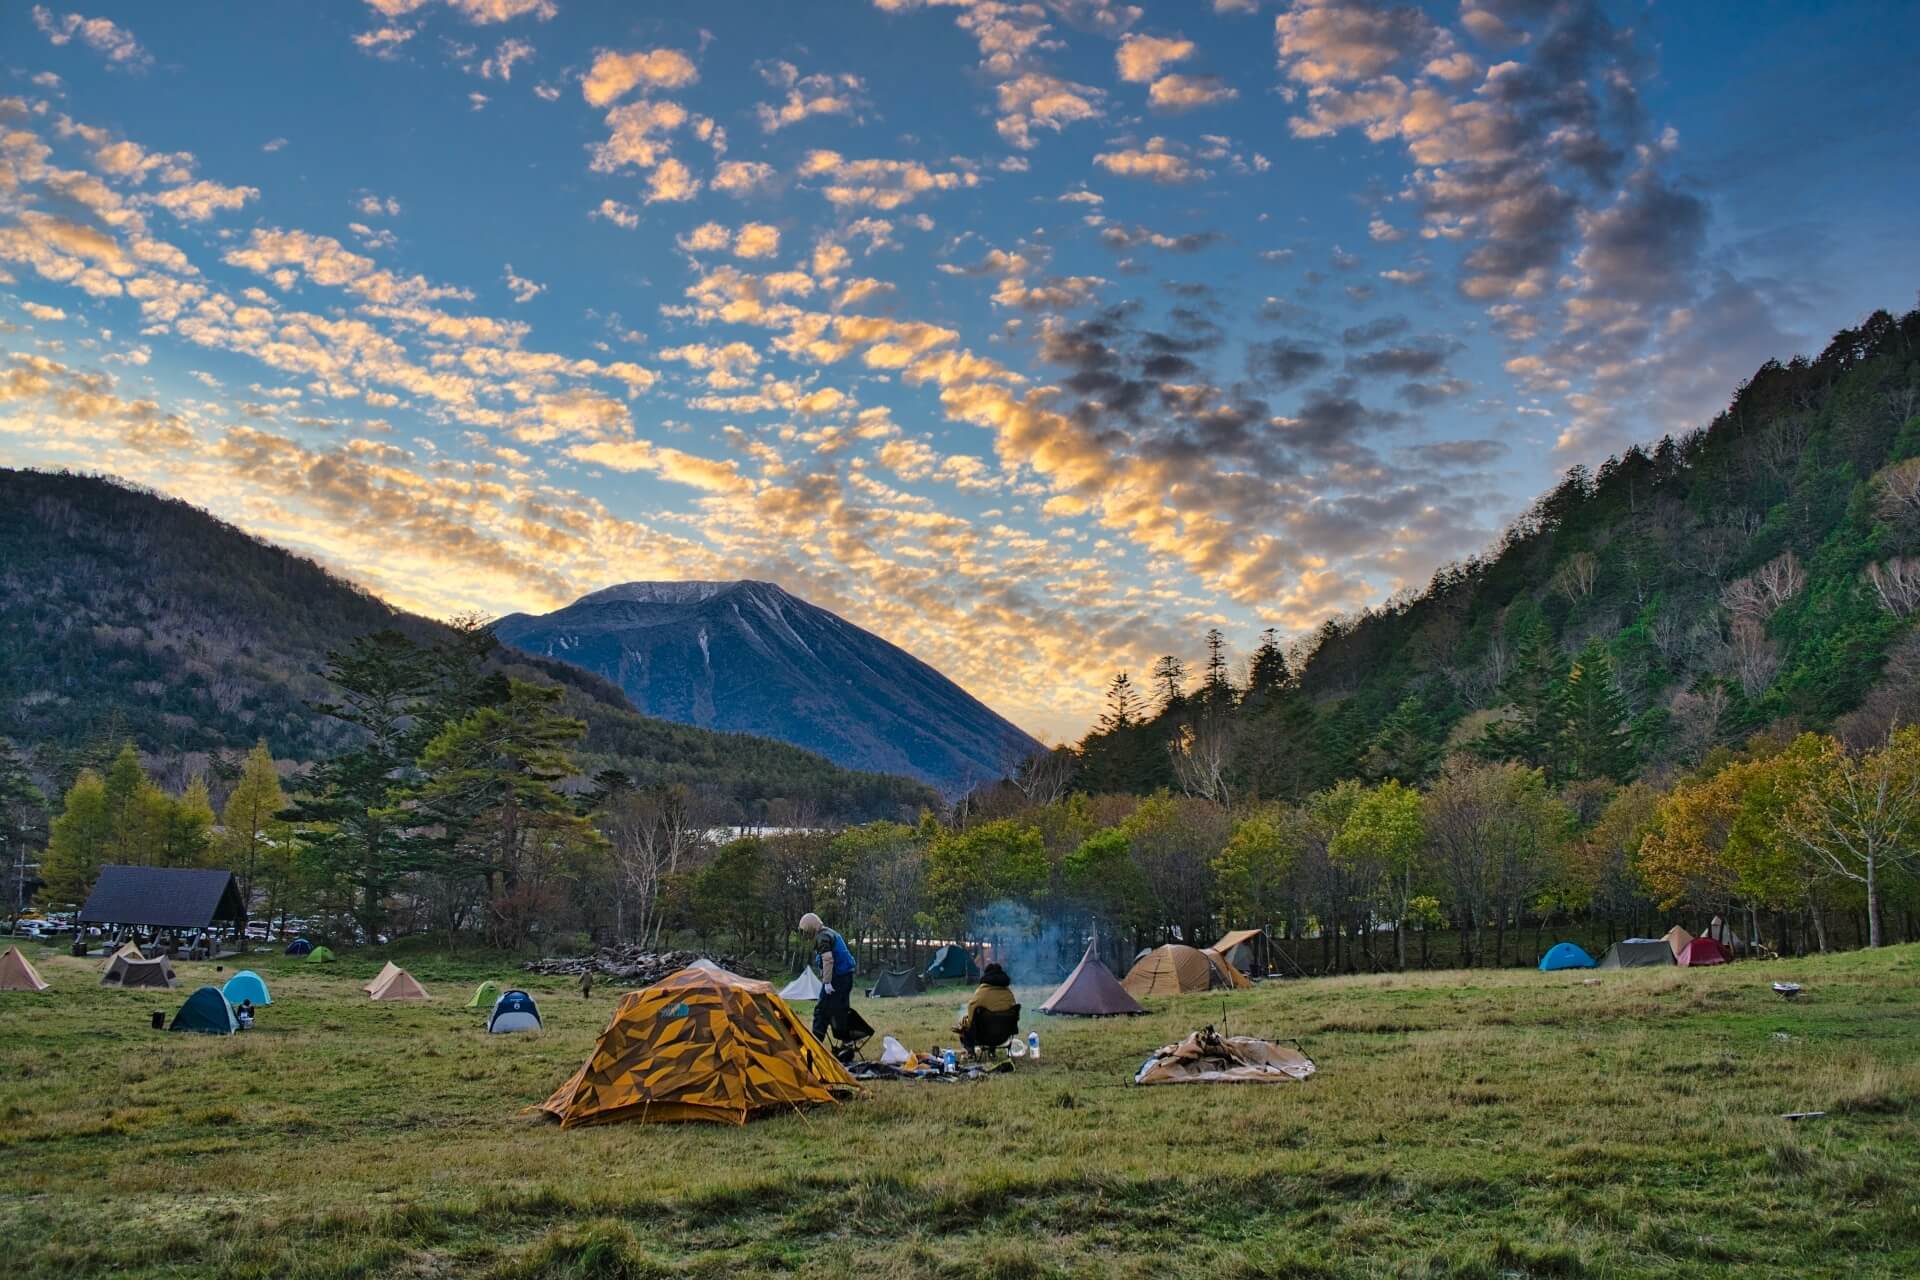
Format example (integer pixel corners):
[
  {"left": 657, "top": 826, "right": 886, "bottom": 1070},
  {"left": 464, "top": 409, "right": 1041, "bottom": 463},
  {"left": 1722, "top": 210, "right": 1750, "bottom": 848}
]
[{"left": 1, "top": 943, "right": 1916, "bottom": 1279}]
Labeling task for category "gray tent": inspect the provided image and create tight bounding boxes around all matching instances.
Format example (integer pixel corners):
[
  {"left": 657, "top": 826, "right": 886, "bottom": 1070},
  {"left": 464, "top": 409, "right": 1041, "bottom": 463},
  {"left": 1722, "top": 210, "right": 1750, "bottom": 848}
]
[
  {"left": 1598, "top": 940, "right": 1676, "bottom": 969},
  {"left": 1041, "top": 941, "right": 1145, "bottom": 1017},
  {"left": 867, "top": 968, "right": 926, "bottom": 998}
]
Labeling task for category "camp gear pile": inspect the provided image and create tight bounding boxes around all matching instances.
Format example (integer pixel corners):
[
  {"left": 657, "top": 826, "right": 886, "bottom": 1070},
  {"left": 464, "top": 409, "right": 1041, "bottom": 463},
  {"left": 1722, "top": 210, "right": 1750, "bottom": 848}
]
[
  {"left": 1133, "top": 1027, "right": 1317, "bottom": 1086},
  {"left": 521, "top": 945, "right": 759, "bottom": 985},
  {"left": 538, "top": 965, "right": 855, "bottom": 1126}
]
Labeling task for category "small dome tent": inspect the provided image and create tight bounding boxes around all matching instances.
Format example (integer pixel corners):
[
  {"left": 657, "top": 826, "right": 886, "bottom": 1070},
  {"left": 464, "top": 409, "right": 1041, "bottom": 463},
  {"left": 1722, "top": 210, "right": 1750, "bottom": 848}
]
[
  {"left": 284, "top": 937, "right": 313, "bottom": 956},
  {"left": 867, "top": 968, "right": 926, "bottom": 998},
  {"left": 488, "top": 989, "right": 543, "bottom": 1033},
  {"left": 466, "top": 980, "right": 501, "bottom": 1009},
  {"left": 778, "top": 968, "right": 823, "bottom": 1001},
  {"left": 170, "top": 985, "right": 238, "bottom": 1034},
  {"left": 1597, "top": 940, "right": 1675, "bottom": 969},
  {"left": 923, "top": 945, "right": 981, "bottom": 982},
  {"left": 306, "top": 945, "right": 336, "bottom": 964},
  {"left": 1677, "top": 936, "right": 1730, "bottom": 967},
  {"left": 1539, "top": 942, "right": 1597, "bottom": 971},
  {"left": 222, "top": 970, "right": 271, "bottom": 1006}
]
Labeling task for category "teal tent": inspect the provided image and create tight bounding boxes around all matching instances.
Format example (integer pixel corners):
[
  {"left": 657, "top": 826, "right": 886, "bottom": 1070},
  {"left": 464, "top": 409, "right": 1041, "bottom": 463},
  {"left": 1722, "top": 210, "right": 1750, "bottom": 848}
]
[
  {"left": 170, "top": 985, "right": 238, "bottom": 1035},
  {"left": 924, "top": 945, "right": 981, "bottom": 982},
  {"left": 1539, "top": 942, "right": 1596, "bottom": 971},
  {"left": 222, "top": 970, "right": 272, "bottom": 1006}
]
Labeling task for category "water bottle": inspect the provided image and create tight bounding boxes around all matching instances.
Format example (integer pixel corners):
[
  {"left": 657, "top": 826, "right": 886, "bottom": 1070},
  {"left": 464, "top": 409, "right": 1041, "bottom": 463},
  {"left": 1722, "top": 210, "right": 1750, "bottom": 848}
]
[
  {"left": 1027, "top": 1031, "right": 1040, "bottom": 1060},
  {"left": 943, "top": 1048, "right": 957, "bottom": 1071}
]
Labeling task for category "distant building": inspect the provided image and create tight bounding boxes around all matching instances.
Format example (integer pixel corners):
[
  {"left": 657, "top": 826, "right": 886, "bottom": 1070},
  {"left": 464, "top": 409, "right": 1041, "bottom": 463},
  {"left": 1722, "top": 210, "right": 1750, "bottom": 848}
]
[{"left": 77, "top": 865, "right": 246, "bottom": 934}]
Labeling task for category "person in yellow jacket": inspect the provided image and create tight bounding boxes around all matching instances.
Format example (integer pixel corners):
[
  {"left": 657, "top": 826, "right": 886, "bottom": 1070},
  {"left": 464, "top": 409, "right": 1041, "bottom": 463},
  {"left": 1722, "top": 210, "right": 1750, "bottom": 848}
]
[{"left": 954, "top": 962, "right": 1017, "bottom": 1051}]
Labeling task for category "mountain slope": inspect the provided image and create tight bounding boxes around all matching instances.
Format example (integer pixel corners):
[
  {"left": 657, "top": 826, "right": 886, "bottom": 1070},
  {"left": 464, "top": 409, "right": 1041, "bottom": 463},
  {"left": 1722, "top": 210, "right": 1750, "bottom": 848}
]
[
  {"left": 495, "top": 580, "right": 1042, "bottom": 791},
  {"left": 0, "top": 469, "right": 938, "bottom": 820}
]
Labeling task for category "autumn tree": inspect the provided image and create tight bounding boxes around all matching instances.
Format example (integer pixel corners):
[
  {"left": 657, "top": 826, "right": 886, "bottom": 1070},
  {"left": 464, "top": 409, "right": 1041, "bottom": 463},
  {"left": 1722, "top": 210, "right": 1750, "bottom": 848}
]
[
  {"left": 39, "top": 770, "right": 111, "bottom": 906},
  {"left": 1781, "top": 727, "right": 1920, "bottom": 947},
  {"left": 220, "top": 742, "right": 289, "bottom": 928},
  {"left": 1330, "top": 779, "right": 1425, "bottom": 968}
]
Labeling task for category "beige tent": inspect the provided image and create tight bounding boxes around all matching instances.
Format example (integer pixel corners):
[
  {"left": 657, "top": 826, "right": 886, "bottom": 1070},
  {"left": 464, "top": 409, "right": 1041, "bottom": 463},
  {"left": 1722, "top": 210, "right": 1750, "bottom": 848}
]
[
  {"left": 368, "top": 967, "right": 430, "bottom": 1001},
  {"left": 364, "top": 961, "right": 403, "bottom": 995},
  {"left": 1123, "top": 944, "right": 1246, "bottom": 998},
  {"left": 105, "top": 955, "right": 177, "bottom": 989},
  {"left": 98, "top": 941, "right": 143, "bottom": 973},
  {"left": 1662, "top": 925, "right": 1693, "bottom": 959},
  {"left": 1205, "top": 930, "right": 1266, "bottom": 983},
  {"left": 1134, "top": 1028, "right": 1316, "bottom": 1086},
  {"left": 0, "top": 946, "right": 50, "bottom": 992}
]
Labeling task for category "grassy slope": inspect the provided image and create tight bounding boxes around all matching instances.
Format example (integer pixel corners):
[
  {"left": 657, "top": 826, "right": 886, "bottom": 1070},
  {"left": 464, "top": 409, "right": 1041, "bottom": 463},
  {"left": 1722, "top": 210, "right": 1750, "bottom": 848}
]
[{"left": 1, "top": 945, "right": 1915, "bottom": 1279}]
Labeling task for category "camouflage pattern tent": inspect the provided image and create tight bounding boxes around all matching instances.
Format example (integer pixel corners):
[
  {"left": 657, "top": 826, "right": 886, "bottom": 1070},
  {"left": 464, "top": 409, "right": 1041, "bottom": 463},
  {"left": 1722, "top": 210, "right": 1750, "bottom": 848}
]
[{"left": 538, "top": 965, "right": 857, "bottom": 1127}]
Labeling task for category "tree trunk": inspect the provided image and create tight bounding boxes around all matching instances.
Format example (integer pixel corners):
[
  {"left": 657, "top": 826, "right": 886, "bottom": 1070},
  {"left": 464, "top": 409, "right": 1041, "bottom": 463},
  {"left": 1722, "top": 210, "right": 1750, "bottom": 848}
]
[{"left": 1866, "top": 860, "right": 1882, "bottom": 948}]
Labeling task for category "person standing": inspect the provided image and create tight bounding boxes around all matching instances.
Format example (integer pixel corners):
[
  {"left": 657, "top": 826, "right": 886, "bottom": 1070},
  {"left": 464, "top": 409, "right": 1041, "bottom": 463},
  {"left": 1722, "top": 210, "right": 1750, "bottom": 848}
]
[
  {"left": 579, "top": 969, "right": 594, "bottom": 1000},
  {"left": 798, "top": 912, "right": 857, "bottom": 1041}
]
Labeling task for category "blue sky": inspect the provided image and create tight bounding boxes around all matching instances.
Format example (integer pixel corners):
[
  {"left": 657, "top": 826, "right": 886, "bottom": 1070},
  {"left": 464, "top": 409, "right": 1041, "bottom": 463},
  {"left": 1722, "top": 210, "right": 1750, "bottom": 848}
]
[{"left": 2, "top": 0, "right": 1916, "bottom": 742}]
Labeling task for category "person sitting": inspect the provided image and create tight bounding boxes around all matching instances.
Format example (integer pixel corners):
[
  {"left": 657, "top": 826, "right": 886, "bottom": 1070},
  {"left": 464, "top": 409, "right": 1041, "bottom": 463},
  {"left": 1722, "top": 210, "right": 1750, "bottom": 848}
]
[
  {"left": 236, "top": 1000, "right": 255, "bottom": 1030},
  {"left": 955, "top": 963, "right": 1019, "bottom": 1053}
]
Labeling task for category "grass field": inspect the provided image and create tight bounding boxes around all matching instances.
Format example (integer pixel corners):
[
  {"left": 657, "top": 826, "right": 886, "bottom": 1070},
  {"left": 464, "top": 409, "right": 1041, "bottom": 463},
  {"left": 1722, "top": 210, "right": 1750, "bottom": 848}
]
[{"left": 2, "top": 943, "right": 1916, "bottom": 1279}]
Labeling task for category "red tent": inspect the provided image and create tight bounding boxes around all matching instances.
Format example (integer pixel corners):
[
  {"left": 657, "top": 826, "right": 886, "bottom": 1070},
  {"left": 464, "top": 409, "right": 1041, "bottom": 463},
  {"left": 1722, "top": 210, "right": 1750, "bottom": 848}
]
[{"left": 1676, "top": 936, "right": 1730, "bottom": 967}]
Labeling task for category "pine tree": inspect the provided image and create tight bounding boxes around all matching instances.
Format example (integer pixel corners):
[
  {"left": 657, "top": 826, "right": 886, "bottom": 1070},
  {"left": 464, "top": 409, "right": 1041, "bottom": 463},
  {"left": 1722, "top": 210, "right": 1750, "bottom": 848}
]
[
  {"left": 221, "top": 741, "right": 289, "bottom": 926},
  {"left": 1361, "top": 695, "right": 1442, "bottom": 785},
  {"left": 1202, "top": 628, "right": 1233, "bottom": 705},
  {"left": 1559, "top": 639, "right": 1636, "bottom": 781},
  {"left": 1097, "top": 672, "right": 1142, "bottom": 732},
  {"left": 40, "top": 770, "right": 111, "bottom": 905},
  {"left": 1246, "top": 629, "right": 1292, "bottom": 701},
  {"left": 101, "top": 741, "right": 151, "bottom": 864},
  {"left": 1478, "top": 626, "right": 1569, "bottom": 774},
  {"left": 1150, "top": 654, "right": 1188, "bottom": 712}
]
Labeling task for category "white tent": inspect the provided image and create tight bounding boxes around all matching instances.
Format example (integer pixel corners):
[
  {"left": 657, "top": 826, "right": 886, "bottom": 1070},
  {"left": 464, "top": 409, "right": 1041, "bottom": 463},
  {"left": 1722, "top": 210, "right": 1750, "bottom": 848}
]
[
  {"left": 778, "top": 968, "right": 823, "bottom": 1001},
  {"left": 487, "top": 989, "right": 543, "bottom": 1034}
]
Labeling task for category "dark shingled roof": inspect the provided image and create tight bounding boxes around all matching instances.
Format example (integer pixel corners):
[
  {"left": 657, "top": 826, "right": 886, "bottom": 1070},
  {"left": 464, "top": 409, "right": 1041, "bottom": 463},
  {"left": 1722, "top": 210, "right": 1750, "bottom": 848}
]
[{"left": 77, "top": 865, "right": 246, "bottom": 930}]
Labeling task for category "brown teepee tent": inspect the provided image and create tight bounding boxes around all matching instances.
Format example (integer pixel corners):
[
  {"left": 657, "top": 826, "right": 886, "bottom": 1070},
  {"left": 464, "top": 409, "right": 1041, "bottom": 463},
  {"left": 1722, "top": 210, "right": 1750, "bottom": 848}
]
[
  {"left": 0, "top": 946, "right": 50, "bottom": 992},
  {"left": 368, "top": 967, "right": 430, "bottom": 1001},
  {"left": 1661, "top": 925, "right": 1693, "bottom": 959},
  {"left": 1041, "top": 941, "right": 1144, "bottom": 1016},
  {"left": 364, "top": 961, "right": 403, "bottom": 995},
  {"left": 1123, "top": 944, "right": 1234, "bottom": 999}
]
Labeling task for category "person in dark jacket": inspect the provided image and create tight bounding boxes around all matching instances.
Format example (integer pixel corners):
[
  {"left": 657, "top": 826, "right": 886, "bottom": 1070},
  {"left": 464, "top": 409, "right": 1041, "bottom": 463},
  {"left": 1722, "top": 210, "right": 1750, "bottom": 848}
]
[
  {"left": 799, "top": 912, "right": 858, "bottom": 1040},
  {"left": 955, "top": 962, "right": 1016, "bottom": 1049}
]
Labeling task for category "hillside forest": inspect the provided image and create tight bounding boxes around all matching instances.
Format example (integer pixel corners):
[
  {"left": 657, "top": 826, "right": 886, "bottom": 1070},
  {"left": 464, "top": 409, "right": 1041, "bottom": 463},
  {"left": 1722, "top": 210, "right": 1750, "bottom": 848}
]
[{"left": 8, "top": 308, "right": 1920, "bottom": 971}]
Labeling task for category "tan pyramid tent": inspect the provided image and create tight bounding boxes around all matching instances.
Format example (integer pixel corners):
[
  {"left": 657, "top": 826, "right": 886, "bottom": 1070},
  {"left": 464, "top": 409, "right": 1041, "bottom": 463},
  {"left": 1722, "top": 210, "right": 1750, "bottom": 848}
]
[
  {"left": 98, "top": 941, "right": 144, "bottom": 973},
  {"left": 1122, "top": 944, "right": 1244, "bottom": 998},
  {"left": 106, "top": 955, "right": 177, "bottom": 989},
  {"left": 538, "top": 965, "right": 857, "bottom": 1127},
  {"left": 1662, "top": 925, "right": 1694, "bottom": 959},
  {"left": 1041, "top": 941, "right": 1144, "bottom": 1016},
  {"left": 364, "top": 961, "right": 403, "bottom": 995},
  {"left": 368, "top": 967, "right": 430, "bottom": 1001},
  {"left": 0, "top": 946, "right": 50, "bottom": 992},
  {"left": 1134, "top": 1028, "right": 1316, "bottom": 1086}
]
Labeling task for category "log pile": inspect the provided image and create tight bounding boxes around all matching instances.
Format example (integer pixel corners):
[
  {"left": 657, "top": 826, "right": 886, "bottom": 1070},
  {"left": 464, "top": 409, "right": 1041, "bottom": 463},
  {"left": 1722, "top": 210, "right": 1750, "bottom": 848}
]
[{"left": 522, "top": 946, "right": 761, "bottom": 985}]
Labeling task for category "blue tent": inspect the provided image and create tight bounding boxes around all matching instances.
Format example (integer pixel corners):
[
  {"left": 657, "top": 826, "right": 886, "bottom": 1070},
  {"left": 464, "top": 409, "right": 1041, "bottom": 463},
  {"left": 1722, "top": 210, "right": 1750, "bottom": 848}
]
[
  {"left": 223, "top": 970, "right": 271, "bottom": 1007},
  {"left": 284, "top": 937, "right": 313, "bottom": 956},
  {"left": 170, "top": 985, "right": 238, "bottom": 1034},
  {"left": 1540, "top": 942, "right": 1597, "bottom": 971},
  {"left": 487, "top": 989, "right": 542, "bottom": 1034}
]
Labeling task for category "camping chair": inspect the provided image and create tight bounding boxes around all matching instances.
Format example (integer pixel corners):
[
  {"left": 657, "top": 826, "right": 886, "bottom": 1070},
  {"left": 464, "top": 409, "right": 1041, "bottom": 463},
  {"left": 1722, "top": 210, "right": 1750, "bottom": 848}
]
[
  {"left": 824, "top": 1006, "right": 876, "bottom": 1066},
  {"left": 961, "top": 1004, "right": 1022, "bottom": 1061}
]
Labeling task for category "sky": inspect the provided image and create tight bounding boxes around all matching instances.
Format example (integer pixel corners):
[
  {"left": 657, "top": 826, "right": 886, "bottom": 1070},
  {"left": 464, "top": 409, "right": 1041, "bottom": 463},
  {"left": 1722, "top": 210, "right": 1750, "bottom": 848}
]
[{"left": 2, "top": 1, "right": 1916, "bottom": 745}]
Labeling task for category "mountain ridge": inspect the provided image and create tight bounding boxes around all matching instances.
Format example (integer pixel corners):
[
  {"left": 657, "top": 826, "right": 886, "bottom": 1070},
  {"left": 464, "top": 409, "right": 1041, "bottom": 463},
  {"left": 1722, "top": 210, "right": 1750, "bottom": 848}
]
[{"left": 495, "top": 578, "right": 1043, "bottom": 792}]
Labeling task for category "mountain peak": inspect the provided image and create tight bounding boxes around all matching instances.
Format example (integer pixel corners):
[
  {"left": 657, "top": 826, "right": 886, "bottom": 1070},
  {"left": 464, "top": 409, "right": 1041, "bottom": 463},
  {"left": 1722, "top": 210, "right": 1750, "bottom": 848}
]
[{"left": 571, "top": 580, "right": 759, "bottom": 608}]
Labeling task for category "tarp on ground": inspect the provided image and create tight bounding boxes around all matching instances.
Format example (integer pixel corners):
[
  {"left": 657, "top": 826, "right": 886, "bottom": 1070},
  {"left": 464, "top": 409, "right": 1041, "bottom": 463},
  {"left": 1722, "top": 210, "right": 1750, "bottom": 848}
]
[
  {"left": 222, "top": 970, "right": 271, "bottom": 1006},
  {"left": 1539, "top": 942, "right": 1597, "bottom": 971},
  {"left": 778, "top": 968, "right": 823, "bottom": 1001},
  {"left": 284, "top": 938, "right": 313, "bottom": 956},
  {"left": 466, "top": 980, "right": 500, "bottom": 1009},
  {"left": 488, "top": 989, "right": 542, "bottom": 1033},
  {"left": 306, "top": 945, "right": 336, "bottom": 963},
  {"left": 104, "top": 954, "right": 176, "bottom": 988},
  {"left": 170, "top": 985, "right": 237, "bottom": 1034},
  {"left": 1677, "top": 936, "right": 1730, "bottom": 967},
  {"left": 364, "top": 961, "right": 403, "bottom": 995},
  {"left": 1134, "top": 1028, "right": 1316, "bottom": 1086},
  {"left": 99, "top": 941, "right": 144, "bottom": 972},
  {"left": 368, "top": 967, "right": 430, "bottom": 1001},
  {"left": 1662, "top": 925, "right": 1694, "bottom": 958},
  {"left": 868, "top": 968, "right": 925, "bottom": 998},
  {"left": 923, "top": 945, "right": 981, "bottom": 982},
  {"left": 1208, "top": 928, "right": 1273, "bottom": 977},
  {"left": 0, "top": 946, "right": 50, "bottom": 992},
  {"left": 1041, "top": 941, "right": 1144, "bottom": 1016},
  {"left": 537, "top": 965, "right": 857, "bottom": 1127},
  {"left": 1597, "top": 940, "right": 1676, "bottom": 969},
  {"left": 1123, "top": 944, "right": 1236, "bottom": 998}
]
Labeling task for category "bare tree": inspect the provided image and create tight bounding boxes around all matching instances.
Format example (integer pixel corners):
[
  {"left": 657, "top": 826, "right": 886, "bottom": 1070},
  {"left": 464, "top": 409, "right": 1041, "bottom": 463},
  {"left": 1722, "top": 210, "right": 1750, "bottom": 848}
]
[
  {"left": 1782, "top": 732, "right": 1920, "bottom": 948},
  {"left": 1169, "top": 701, "right": 1235, "bottom": 809},
  {"left": 1729, "top": 617, "right": 1780, "bottom": 696},
  {"left": 1873, "top": 458, "right": 1920, "bottom": 527},
  {"left": 1011, "top": 746, "right": 1077, "bottom": 808},
  {"left": 1551, "top": 551, "right": 1600, "bottom": 602},
  {"left": 1865, "top": 558, "right": 1920, "bottom": 617},
  {"left": 605, "top": 783, "right": 703, "bottom": 946},
  {"left": 1668, "top": 685, "right": 1729, "bottom": 764},
  {"left": 1679, "top": 522, "right": 1744, "bottom": 584},
  {"left": 1721, "top": 550, "right": 1806, "bottom": 619}
]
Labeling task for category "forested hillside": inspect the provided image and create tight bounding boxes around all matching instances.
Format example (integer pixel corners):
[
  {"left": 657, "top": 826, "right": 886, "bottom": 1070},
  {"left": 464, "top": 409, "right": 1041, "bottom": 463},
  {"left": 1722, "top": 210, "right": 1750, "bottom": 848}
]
[
  {"left": 1073, "top": 307, "right": 1920, "bottom": 797},
  {"left": 0, "top": 469, "right": 936, "bottom": 822}
]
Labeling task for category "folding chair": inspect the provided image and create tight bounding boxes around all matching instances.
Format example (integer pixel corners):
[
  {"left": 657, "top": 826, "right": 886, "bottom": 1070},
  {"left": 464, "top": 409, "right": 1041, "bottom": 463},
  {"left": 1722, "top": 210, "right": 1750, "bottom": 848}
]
[
  {"left": 960, "top": 1004, "right": 1022, "bottom": 1061},
  {"left": 824, "top": 1006, "right": 877, "bottom": 1066}
]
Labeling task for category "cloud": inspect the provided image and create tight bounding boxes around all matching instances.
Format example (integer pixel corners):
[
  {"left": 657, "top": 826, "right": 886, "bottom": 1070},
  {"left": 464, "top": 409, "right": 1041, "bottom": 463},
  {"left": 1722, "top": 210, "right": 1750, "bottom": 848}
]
[
  {"left": 1247, "top": 338, "right": 1327, "bottom": 386},
  {"left": 646, "top": 157, "right": 698, "bottom": 203},
  {"left": 503, "top": 262, "right": 544, "bottom": 302},
  {"left": 1148, "top": 74, "right": 1237, "bottom": 111},
  {"left": 1273, "top": 0, "right": 1448, "bottom": 86},
  {"left": 589, "top": 99, "right": 689, "bottom": 173},
  {"left": 146, "top": 179, "right": 259, "bottom": 222},
  {"left": 581, "top": 48, "right": 698, "bottom": 107},
  {"left": 755, "top": 64, "right": 866, "bottom": 132},
  {"left": 1115, "top": 34, "right": 1194, "bottom": 83},
  {"left": 798, "top": 151, "right": 979, "bottom": 209},
  {"left": 353, "top": 26, "right": 416, "bottom": 58},
  {"left": 712, "top": 160, "right": 777, "bottom": 197},
  {"left": 365, "top": 0, "right": 556, "bottom": 22},
  {"left": 356, "top": 193, "right": 403, "bottom": 217},
  {"left": 995, "top": 72, "right": 1104, "bottom": 149},
  {"left": 1093, "top": 138, "right": 1205, "bottom": 183},
  {"left": 31, "top": 7, "right": 151, "bottom": 68},
  {"left": 22, "top": 301, "right": 68, "bottom": 321},
  {"left": 590, "top": 198, "right": 638, "bottom": 228},
  {"left": 676, "top": 221, "right": 781, "bottom": 259},
  {"left": 480, "top": 37, "right": 534, "bottom": 80}
]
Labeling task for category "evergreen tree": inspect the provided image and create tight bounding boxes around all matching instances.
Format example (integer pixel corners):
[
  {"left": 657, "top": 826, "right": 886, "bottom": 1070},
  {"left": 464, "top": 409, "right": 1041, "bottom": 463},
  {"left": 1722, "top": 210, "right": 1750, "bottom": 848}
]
[
  {"left": 40, "top": 770, "right": 111, "bottom": 905},
  {"left": 1559, "top": 639, "right": 1636, "bottom": 781},
  {"left": 1361, "top": 695, "right": 1442, "bottom": 785},
  {"left": 220, "top": 741, "right": 289, "bottom": 926},
  {"left": 154, "top": 777, "right": 215, "bottom": 868},
  {"left": 1202, "top": 628, "right": 1233, "bottom": 704},
  {"left": 1150, "top": 654, "right": 1188, "bottom": 712},
  {"left": 1477, "top": 626, "right": 1569, "bottom": 775},
  {"left": 1246, "top": 629, "right": 1291, "bottom": 701},
  {"left": 1097, "top": 672, "right": 1143, "bottom": 732}
]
